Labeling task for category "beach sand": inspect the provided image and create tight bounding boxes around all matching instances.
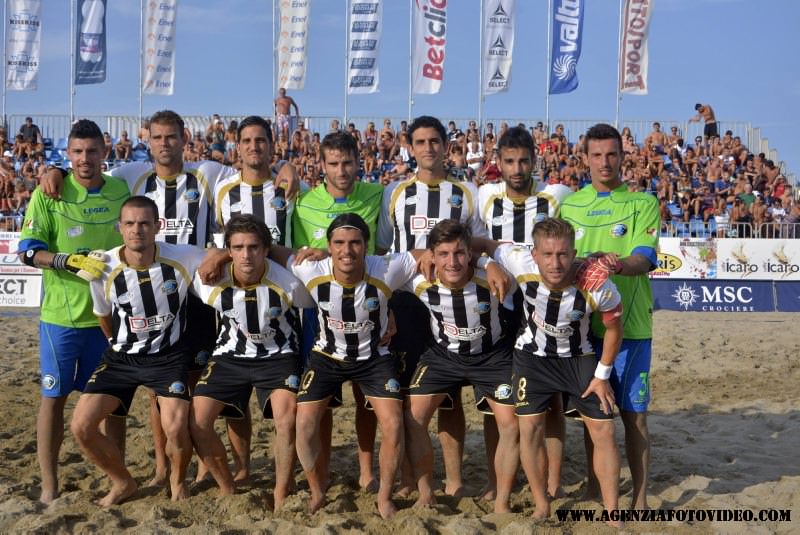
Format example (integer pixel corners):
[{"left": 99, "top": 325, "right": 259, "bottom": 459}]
[{"left": 0, "top": 310, "right": 797, "bottom": 534}]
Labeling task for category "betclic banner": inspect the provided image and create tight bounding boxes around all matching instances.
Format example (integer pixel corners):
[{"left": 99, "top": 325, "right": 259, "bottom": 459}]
[{"left": 411, "top": 0, "right": 447, "bottom": 94}]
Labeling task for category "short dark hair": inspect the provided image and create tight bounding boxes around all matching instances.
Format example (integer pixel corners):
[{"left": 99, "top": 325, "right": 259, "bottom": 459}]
[
  {"left": 532, "top": 217, "right": 575, "bottom": 248},
  {"left": 320, "top": 131, "right": 359, "bottom": 162},
  {"left": 497, "top": 126, "right": 535, "bottom": 156},
  {"left": 237, "top": 115, "right": 273, "bottom": 144},
  {"left": 585, "top": 123, "right": 623, "bottom": 153},
  {"left": 224, "top": 214, "right": 272, "bottom": 249},
  {"left": 327, "top": 213, "right": 370, "bottom": 243},
  {"left": 121, "top": 195, "right": 159, "bottom": 222},
  {"left": 149, "top": 110, "right": 185, "bottom": 134},
  {"left": 694, "top": 103, "right": 703, "bottom": 110},
  {"left": 68, "top": 119, "right": 104, "bottom": 144},
  {"left": 408, "top": 115, "right": 447, "bottom": 145},
  {"left": 428, "top": 219, "right": 471, "bottom": 251}
]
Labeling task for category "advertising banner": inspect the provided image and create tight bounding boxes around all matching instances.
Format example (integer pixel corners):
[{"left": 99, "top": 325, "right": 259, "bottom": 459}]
[
  {"left": 74, "top": 0, "right": 106, "bottom": 85},
  {"left": 5, "top": 0, "right": 41, "bottom": 91},
  {"left": 0, "top": 232, "right": 41, "bottom": 307},
  {"left": 619, "top": 0, "right": 652, "bottom": 95},
  {"left": 548, "top": 0, "right": 583, "bottom": 94},
  {"left": 481, "top": 0, "right": 514, "bottom": 96},
  {"left": 652, "top": 279, "right": 774, "bottom": 313},
  {"left": 142, "top": 0, "right": 177, "bottom": 95},
  {"left": 411, "top": 0, "right": 447, "bottom": 94},
  {"left": 277, "top": 0, "right": 310, "bottom": 90},
  {"left": 650, "top": 237, "right": 717, "bottom": 279},
  {"left": 347, "top": 0, "right": 381, "bottom": 94},
  {"left": 716, "top": 239, "right": 800, "bottom": 281},
  {"left": 774, "top": 281, "right": 800, "bottom": 312}
]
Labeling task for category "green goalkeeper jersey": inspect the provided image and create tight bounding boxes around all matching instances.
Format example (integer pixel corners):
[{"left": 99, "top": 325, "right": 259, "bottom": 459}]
[
  {"left": 559, "top": 183, "right": 660, "bottom": 339},
  {"left": 19, "top": 174, "right": 130, "bottom": 327}
]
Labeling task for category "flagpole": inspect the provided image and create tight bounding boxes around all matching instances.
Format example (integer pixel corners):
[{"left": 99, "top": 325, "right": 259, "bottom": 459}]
[
  {"left": 272, "top": 0, "right": 277, "bottom": 121},
  {"left": 615, "top": 0, "right": 624, "bottom": 129},
  {"left": 407, "top": 0, "right": 413, "bottom": 122},
  {"left": 343, "top": 0, "right": 349, "bottom": 126},
  {"left": 2, "top": 0, "right": 7, "bottom": 127},
  {"left": 69, "top": 0, "right": 75, "bottom": 121},
  {"left": 138, "top": 0, "right": 143, "bottom": 126},
  {"left": 478, "top": 0, "right": 484, "bottom": 134},
  {"left": 545, "top": 0, "right": 551, "bottom": 132}
]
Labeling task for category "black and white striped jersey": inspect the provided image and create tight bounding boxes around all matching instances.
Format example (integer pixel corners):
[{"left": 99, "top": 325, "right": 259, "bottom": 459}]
[
  {"left": 493, "top": 244, "right": 621, "bottom": 358},
  {"left": 213, "top": 173, "right": 294, "bottom": 246},
  {"left": 290, "top": 253, "right": 418, "bottom": 362},
  {"left": 477, "top": 182, "right": 572, "bottom": 246},
  {"left": 404, "top": 270, "right": 515, "bottom": 356},
  {"left": 376, "top": 174, "right": 488, "bottom": 252},
  {"left": 110, "top": 161, "right": 236, "bottom": 246},
  {"left": 192, "top": 259, "right": 313, "bottom": 359},
  {"left": 90, "top": 243, "right": 206, "bottom": 355}
]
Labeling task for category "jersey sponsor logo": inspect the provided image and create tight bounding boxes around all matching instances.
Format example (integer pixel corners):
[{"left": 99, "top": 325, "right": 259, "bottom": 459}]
[
  {"left": 246, "top": 328, "right": 276, "bottom": 342},
  {"left": 611, "top": 224, "right": 628, "bottom": 237},
  {"left": 491, "top": 214, "right": 512, "bottom": 226},
  {"left": 567, "top": 310, "right": 585, "bottom": 321},
  {"left": 168, "top": 381, "right": 186, "bottom": 394},
  {"left": 183, "top": 189, "right": 200, "bottom": 202},
  {"left": 363, "top": 297, "right": 380, "bottom": 311},
  {"left": 441, "top": 322, "right": 486, "bottom": 341},
  {"left": 84, "top": 206, "right": 110, "bottom": 215},
  {"left": 158, "top": 218, "right": 194, "bottom": 235},
  {"left": 448, "top": 194, "right": 463, "bottom": 208},
  {"left": 285, "top": 374, "right": 300, "bottom": 389},
  {"left": 384, "top": 378, "right": 401, "bottom": 393},
  {"left": 162, "top": 279, "right": 178, "bottom": 294},
  {"left": 67, "top": 225, "right": 83, "bottom": 238},
  {"left": 531, "top": 311, "right": 573, "bottom": 337},
  {"left": 271, "top": 197, "right": 288, "bottom": 211},
  {"left": 410, "top": 215, "right": 440, "bottom": 235},
  {"left": 474, "top": 301, "right": 491, "bottom": 314},
  {"left": 41, "top": 374, "right": 57, "bottom": 390},
  {"left": 129, "top": 312, "right": 176, "bottom": 332},
  {"left": 494, "top": 383, "right": 512, "bottom": 400},
  {"left": 575, "top": 227, "right": 585, "bottom": 240},
  {"left": 313, "top": 228, "right": 325, "bottom": 240},
  {"left": 326, "top": 317, "right": 374, "bottom": 334},
  {"left": 587, "top": 209, "right": 612, "bottom": 216}
]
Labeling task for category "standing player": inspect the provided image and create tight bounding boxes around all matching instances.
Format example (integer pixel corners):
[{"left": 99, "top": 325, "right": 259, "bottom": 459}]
[
  {"left": 376, "top": 115, "right": 488, "bottom": 498},
  {"left": 559, "top": 123, "right": 659, "bottom": 510},
  {"left": 485, "top": 218, "right": 623, "bottom": 525},
  {"left": 190, "top": 215, "right": 313, "bottom": 511},
  {"left": 477, "top": 126, "right": 572, "bottom": 498},
  {"left": 18, "top": 119, "right": 129, "bottom": 503},
  {"left": 71, "top": 196, "right": 208, "bottom": 505},
  {"left": 291, "top": 132, "right": 384, "bottom": 492},
  {"left": 403, "top": 220, "right": 518, "bottom": 514}
]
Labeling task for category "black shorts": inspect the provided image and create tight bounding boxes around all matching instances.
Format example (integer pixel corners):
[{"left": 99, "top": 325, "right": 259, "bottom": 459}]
[
  {"left": 193, "top": 354, "right": 301, "bottom": 419},
  {"left": 297, "top": 351, "right": 402, "bottom": 408},
  {"left": 389, "top": 291, "right": 432, "bottom": 389},
  {"left": 84, "top": 345, "right": 190, "bottom": 416},
  {"left": 512, "top": 350, "right": 612, "bottom": 420},
  {"left": 704, "top": 122, "right": 718, "bottom": 139},
  {"left": 408, "top": 342, "right": 514, "bottom": 414},
  {"left": 185, "top": 293, "right": 218, "bottom": 370}
]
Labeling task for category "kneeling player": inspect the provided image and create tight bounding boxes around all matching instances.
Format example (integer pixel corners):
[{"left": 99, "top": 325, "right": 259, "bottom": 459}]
[
  {"left": 403, "top": 220, "right": 519, "bottom": 513},
  {"left": 189, "top": 215, "right": 314, "bottom": 511},
  {"left": 486, "top": 218, "right": 623, "bottom": 524}
]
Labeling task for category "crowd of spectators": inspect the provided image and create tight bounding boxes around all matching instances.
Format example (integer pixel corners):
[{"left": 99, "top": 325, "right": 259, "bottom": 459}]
[{"left": 2, "top": 115, "right": 798, "bottom": 238}]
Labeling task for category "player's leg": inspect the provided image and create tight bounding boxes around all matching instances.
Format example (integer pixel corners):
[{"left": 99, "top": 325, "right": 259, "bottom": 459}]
[
  {"left": 226, "top": 411, "right": 252, "bottom": 483},
  {"left": 437, "top": 390, "right": 465, "bottom": 496},
  {"left": 295, "top": 399, "right": 331, "bottom": 513},
  {"left": 147, "top": 388, "right": 169, "bottom": 486},
  {"left": 352, "top": 383, "right": 378, "bottom": 492},
  {"left": 264, "top": 388, "right": 297, "bottom": 511},
  {"left": 188, "top": 396, "right": 234, "bottom": 495},
  {"left": 405, "top": 394, "right": 446, "bottom": 507},
  {"left": 518, "top": 412, "right": 549, "bottom": 519},
  {"left": 481, "top": 413, "right": 498, "bottom": 501},
  {"left": 71, "top": 393, "right": 137, "bottom": 506},
  {"left": 367, "top": 396, "right": 404, "bottom": 519},
  {"left": 583, "top": 417, "right": 621, "bottom": 524},
  {"left": 158, "top": 396, "right": 192, "bottom": 501},
  {"left": 545, "top": 395, "right": 565, "bottom": 498},
  {"left": 36, "top": 395, "right": 67, "bottom": 503},
  {"left": 621, "top": 410, "right": 649, "bottom": 509},
  {"left": 485, "top": 399, "right": 519, "bottom": 514}
]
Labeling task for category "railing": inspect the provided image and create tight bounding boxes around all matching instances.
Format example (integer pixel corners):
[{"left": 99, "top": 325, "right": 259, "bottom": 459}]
[
  {"left": 662, "top": 220, "right": 799, "bottom": 239},
  {"left": 0, "top": 214, "right": 24, "bottom": 232}
]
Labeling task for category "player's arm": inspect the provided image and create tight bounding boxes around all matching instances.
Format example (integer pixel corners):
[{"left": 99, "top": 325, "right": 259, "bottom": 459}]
[
  {"left": 38, "top": 166, "right": 69, "bottom": 199},
  {"left": 97, "top": 314, "right": 114, "bottom": 339},
  {"left": 274, "top": 159, "right": 300, "bottom": 201},
  {"left": 20, "top": 247, "right": 107, "bottom": 281},
  {"left": 269, "top": 244, "right": 328, "bottom": 269}
]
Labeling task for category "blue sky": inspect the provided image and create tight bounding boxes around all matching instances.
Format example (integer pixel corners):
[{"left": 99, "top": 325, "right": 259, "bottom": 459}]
[{"left": 5, "top": 0, "right": 799, "bottom": 177}]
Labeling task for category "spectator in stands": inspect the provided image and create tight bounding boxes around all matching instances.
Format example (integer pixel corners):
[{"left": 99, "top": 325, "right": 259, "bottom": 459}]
[
  {"left": 0, "top": 127, "right": 8, "bottom": 154},
  {"left": 380, "top": 118, "right": 394, "bottom": 139},
  {"left": 115, "top": 131, "right": 132, "bottom": 160},
  {"left": 465, "top": 119, "right": 479, "bottom": 140},
  {"left": 396, "top": 132, "right": 412, "bottom": 164},
  {"left": 274, "top": 88, "right": 300, "bottom": 141},
  {"left": 714, "top": 196, "right": 730, "bottom": 237},
  {"left": 738, "top": 183, "right": 756, "bottom": 208},
  {"left": 645, "top": 122, "right": 667, "bottom": 152},
  {"left": 783, "top": 201, "right": 800, "bottom": 238},
  {"left": 446, "top": 120, "right": 461, "bottom": 143},
  {"left": 329, "top": 119, "right": 341, "bottom": 133},
  {"left": 477, "top": 148, "right": 500, "bottom": 185},
  {"left": 19, "top": 116, "right": 42, "bottom": 148},
  {"left": 732, "top": 198, "right": 753, "bottom": 237},
  {"left": 689, "top": 103, "right": 718, "bottom": 139},
  {"left": 363, "top": 121, "right": 378, "bottom": 146},
  {"left": 224, "top": 120, "right": 239, "bottom": 163},
  {"left": 447, "top": 142, "right": 467, "bottom": 178},
  {"left": 102, "top": 132, "right": 114, "bottom": 161},
  {"left": 381, "top": 154, "right": 409, "bottom": 185},
  {"left": 465, "top": 131, "right": 484, "bottom": 175},
  {"left": 136, "top": 119, "right": 150, "bottom": 149},
  {"left": 483, "top": 122, "right": 495, "bottom": 146},
  {"left": 346, "top": 123, "right": 362, "bottom": 150}
]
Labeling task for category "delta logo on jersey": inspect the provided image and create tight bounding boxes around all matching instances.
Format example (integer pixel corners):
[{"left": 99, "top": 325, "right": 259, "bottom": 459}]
[
  {"left": 441, "top": 322, "right": 486, "bottom": 341},
  {"left": 531, "top": 311, "right": 573, "bottom": 337},
  {"left": 246, "top": 328, "right": 277, "bottom": 342},
  {"left": 129, "top": 312, "right": 176, "bottom": 332},
  {"left": 158, "top": 218, "right": 194, "bottom": 236},
  {"left": 410, "top": 216, "right": 440, "bottom": 235},
  {"left": 327, "top": 317, "right": 374, "bottom": 334}
]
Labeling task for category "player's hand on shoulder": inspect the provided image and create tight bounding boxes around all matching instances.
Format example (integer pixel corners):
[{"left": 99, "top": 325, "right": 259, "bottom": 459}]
[
  {"left": 293, "top": 246, "right": 328, "bottom": 265},
  {"left": 415, "top": 249, "right": 436, "bottom": 282},
  {"left": 485, "top": 261, "right": 511, "bottom": 302},
  {"left": 198, "top": 248, "right": 231, "bottom": 285},
  {"left": 40, "top": 168, "right": 65, "bottom": 200},
  {"left": 575, "top": 253, "right": 621, "bottom": 291}
]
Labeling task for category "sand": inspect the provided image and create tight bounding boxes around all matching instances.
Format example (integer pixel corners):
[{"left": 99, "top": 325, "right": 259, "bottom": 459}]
[{"left": 0, "top": 310, "right": 798, "bottom": 534}]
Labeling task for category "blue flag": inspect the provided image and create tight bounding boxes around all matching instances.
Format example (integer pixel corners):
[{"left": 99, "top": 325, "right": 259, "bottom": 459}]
[
  {"left": 74, "top": 0, "right": 107, "bottom": 85},
  {"left": 548, "top": 0, "right": 584, "bottom": 94}
]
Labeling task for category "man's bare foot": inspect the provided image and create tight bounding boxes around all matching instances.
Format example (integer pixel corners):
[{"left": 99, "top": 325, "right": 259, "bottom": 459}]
[
  {"left": 413, "top": 493, "right": 436, "bottom": 508},
  {"left": 273, "top": 493, "right": 287, "bottom": 512},
  {"left": 394, "top": 484, "right": 413, "bottom": 499},
  {"left": 360, "top": 478, "right": 379, "bottom": 494},
  {"left": 148, "top": 471, "right": 168, "bottom": 487},
  {"left": 377, "top": 497, "right": 397, "bottom": 519},
  {"left": 170, "top": 481, "right": 190, "bottom": 501},
  {"left": 494, "top": 500, "right": 511, "bottom": 514},
  {"left": 606, "top": 516, "right": 624, "bottom": 529},
  {"left": 39, "top": 488, "right": 58, "bottom": 505},
  {"left": 547, "top": 487, "right": 565, "bottom": 499},
  {"left": 233, "top": 470, "right": 250, "bottom": 484},
  {"left": 443, "top": 481, "right": 464, "bottom": 497},
  {"left": 479, "top": 483, "right": 497, "bottom": 501},
  {"left": 96, "top": 478, "right": 137, "bottom": 507},
  {"left": 532, "top": 503, "right": 550, "bottom": 520},
  {"left": 308, "top": 492, "right": 326, "bottom": 514}
]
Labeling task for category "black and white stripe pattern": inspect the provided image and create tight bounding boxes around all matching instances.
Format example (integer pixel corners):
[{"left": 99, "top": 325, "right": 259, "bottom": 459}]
[
  {"left": 193, "top": 260, "right": 312, "bottom": 359},
  {"left": 214, "top": 173, "right": 293, "bottom": 246},
  {"left": 90, "top": 243, "right": 206, "bottom": 355},
  {"left": 493, "top": 244, "right": 621, "bottom": 358},
  {"left": 290, "top": 253, "right": 418, "bottom": 362},
  {"left": 377, "top": 175, "right": 487, "bottom": 252},
  {"left": 408, "top": 271, "right": 506, "bottom": 356}
]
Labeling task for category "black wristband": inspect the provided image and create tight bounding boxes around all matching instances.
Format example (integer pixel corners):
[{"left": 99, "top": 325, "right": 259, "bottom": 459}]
[{"left": 22, "top": 249, "right": 37, "bottom": 267}]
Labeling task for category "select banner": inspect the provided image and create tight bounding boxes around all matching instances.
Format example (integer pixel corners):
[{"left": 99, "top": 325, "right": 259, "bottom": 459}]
[
  {"left": 652, "top": 279, "right": 774, "bottom": 313},
  {"left": 481, "top": 0, "right": 514, "bottom": 96},
  {"left": 0, "top": 232, "right": 41, "bottom": 307},
  {"left": 619, "top": 0, "right": 652, "bottom": 95},
  {"left": 411, "top": 0, "right": 447, "bottom": 94},
  {"left": 278, "top": 0, "right": 310, "bottom": 90},
  {"left": 142, "top": 0, "right": 177, "bottom": 95},
  {"left": 775, "top": 281, "right": 800, "bottom": 312},
  {"left": 74, "top": 0, "right": 107, "bottom": 85},
  {"left": 347, "top": 0, "right": 381, "bottom": 94},
  {"left": 548, "top": 0, "right": 584, "bottom": 94},
  {"left": 5, "top": 0, "right": 41, "bottom": 91}
]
